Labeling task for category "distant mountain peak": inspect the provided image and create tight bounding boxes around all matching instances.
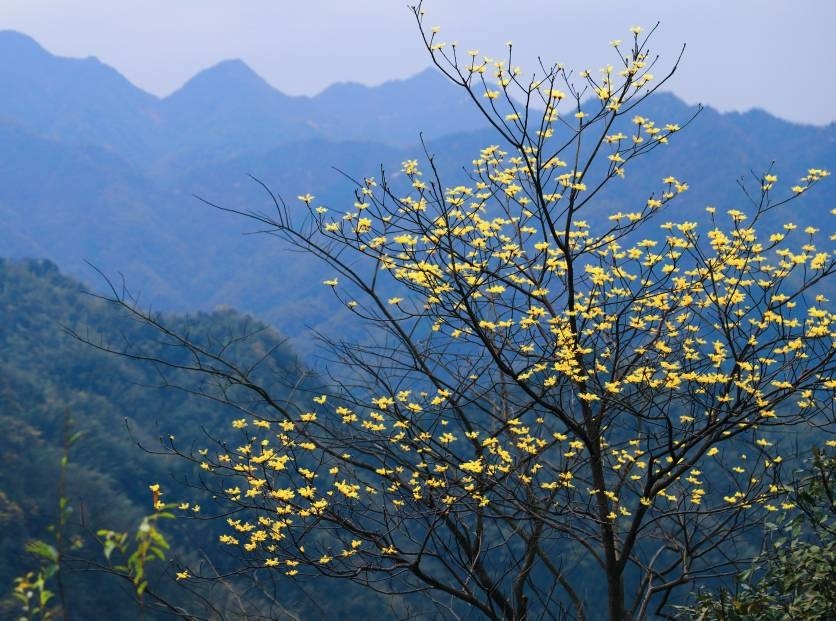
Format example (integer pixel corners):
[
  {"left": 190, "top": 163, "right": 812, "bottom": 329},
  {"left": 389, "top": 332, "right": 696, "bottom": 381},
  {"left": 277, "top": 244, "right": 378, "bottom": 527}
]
[
  {"left": 0, "top": 30, "right": 48, "bottom": 57},
  {"left": 315, "top": 66, "right": 447, "bottom": 99},
  {"left": 166, "top": 58, "right": 281, "bottom": 102},
  {"left": 201, "top": 58, "right": 259, "bottom": 78},
  {"left": 400, "top": 66, "right": 448, "bottom": 84}
]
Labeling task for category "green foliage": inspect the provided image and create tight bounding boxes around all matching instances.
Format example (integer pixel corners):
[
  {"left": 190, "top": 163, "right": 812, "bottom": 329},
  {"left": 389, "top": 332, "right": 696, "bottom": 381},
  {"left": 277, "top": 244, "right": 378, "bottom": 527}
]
[
  {"left": 681, "top": 451, "right": 836, "bottom": 620},
  {"left": 7, "top": 411, "right": 79, "bottom": 621},
  {"left": 98, "top": 508, "right": 174, "bottom": 600},
  {"left": 12, "top": 571, "right": 55, "bottom": 621}
]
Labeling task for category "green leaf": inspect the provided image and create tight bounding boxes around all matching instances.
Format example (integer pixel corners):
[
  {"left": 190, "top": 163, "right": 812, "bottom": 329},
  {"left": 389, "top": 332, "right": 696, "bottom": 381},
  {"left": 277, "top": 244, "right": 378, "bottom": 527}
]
[
  {"left": 102, "top": 540, "right": 117, "bottom": 561},
  {"left": 25, "top": 540, "right": 58, "bottom": 563}
]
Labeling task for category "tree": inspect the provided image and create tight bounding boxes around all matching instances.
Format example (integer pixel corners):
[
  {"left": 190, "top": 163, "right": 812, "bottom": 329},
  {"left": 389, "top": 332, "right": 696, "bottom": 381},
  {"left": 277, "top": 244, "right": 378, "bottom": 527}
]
[{"left": 88, "top": 5, "right": 834, "bottom": 620}]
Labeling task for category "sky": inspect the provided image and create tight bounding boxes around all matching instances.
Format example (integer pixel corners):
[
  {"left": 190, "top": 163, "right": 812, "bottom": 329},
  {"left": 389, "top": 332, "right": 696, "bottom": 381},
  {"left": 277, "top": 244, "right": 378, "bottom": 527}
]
[{"left": 2, "top": 0, "right": 834, "bottom": 125}]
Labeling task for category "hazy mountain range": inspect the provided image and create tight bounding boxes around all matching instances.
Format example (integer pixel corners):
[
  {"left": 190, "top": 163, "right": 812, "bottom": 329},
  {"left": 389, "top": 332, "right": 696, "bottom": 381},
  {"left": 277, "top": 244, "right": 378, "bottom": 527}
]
[
  {"left": 2, "top": 29, "right": 834, "bottom": 353},
  {"left": 0, "top": 29, "right": 485, "bottom": 170}
]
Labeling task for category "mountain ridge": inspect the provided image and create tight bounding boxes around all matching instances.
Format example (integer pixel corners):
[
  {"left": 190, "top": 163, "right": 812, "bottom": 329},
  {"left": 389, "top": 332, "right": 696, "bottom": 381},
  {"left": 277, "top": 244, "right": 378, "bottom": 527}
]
[
  {"left": 0, "top": 28, "right": 833, "bottom": 354},
  {"left": 3, "top": 30, "right": 831, "bottom": 130},
  {"left": 0, "top": 30, "right": 486, "bottom": 167}
]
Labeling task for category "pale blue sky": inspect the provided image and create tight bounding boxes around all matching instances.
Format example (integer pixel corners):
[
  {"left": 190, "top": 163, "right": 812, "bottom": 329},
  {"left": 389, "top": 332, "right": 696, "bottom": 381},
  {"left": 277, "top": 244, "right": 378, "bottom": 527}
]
[{"left": 2, "top": 0, "right": 833, "bottom": 124}]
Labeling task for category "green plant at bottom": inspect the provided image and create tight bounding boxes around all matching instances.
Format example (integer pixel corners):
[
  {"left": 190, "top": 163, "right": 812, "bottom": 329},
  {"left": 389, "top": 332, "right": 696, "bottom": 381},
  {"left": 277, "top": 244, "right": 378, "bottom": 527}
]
[
  {"left": 681, "top": 450, "right": 835, "bottom": 621},
  {"left": 97, "top": 492, "right": 175, "bottom": 603},
  {"left": 12, "top": 562, "right": 56, "bottom": 621}
]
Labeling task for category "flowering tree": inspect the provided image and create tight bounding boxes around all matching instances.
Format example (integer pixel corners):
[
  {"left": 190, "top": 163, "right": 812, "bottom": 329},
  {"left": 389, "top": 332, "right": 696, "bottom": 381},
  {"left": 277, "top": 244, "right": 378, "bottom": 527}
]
[{"left": 96, "top": 6, "right": 834, "bottom": 620}]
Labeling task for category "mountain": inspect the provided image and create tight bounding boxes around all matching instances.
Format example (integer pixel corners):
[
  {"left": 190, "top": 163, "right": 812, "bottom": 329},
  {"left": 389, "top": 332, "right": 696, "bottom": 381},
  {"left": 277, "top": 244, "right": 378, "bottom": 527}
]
[
  {"left": 0, "top": 31, "right": 487, "bottom": 170},
  {"left": 308, "top": 68, "right": 487, "bottom": 146},
  {"left": 0, "top": 29, "right": 833, "bottom": 353},
  {"left": 0, "top": 120, "right": 195, "bottom": 306},
  {"left": 580, "top": 93, "right": 836, "bottom": 226},
  {"left": 0, "top": 30, "right": 161, "bottom": 164},
  {"left": 156, "top": 60, "right": 317, "bottom": 171}
]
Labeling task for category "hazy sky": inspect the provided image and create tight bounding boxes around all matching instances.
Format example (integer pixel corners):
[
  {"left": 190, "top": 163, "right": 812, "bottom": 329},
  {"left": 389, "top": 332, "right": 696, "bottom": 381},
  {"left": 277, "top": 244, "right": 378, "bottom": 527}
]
[{"left": 2, "top": 0, "right": 834, "bottom": 125}]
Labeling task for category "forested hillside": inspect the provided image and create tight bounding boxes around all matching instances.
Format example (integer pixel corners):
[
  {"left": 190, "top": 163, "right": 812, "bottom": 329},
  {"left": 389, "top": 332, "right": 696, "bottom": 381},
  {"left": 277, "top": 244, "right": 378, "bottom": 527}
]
[{"left": 0, "top": 259, "right": 396, "bottom": 619}]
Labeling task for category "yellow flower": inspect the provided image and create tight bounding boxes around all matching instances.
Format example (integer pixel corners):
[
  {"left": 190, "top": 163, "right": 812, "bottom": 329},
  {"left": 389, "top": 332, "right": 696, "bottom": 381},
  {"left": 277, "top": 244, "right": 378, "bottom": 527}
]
[{"left": 459, "top": 458, "right": 484, "bottom": 474}]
